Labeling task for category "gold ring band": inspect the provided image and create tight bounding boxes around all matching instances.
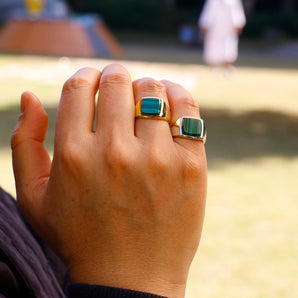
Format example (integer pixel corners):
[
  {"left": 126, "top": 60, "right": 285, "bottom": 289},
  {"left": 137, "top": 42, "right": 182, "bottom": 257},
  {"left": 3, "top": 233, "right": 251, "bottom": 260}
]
[{"left": 135, "top": 97, "right": 171, "bottom": 122}]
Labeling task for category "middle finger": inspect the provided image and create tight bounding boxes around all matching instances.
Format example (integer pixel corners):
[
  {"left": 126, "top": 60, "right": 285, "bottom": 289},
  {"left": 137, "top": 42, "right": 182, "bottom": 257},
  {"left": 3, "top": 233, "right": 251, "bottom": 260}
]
[{"left": 133, "top": 78, "right": 172, "bottom": 142}]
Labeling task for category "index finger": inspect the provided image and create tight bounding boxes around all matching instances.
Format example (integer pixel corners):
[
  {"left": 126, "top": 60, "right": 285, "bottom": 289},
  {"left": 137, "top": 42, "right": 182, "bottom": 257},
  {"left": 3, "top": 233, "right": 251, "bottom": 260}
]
[{"left": 55, "top": 67, "right": 101, "bottom": 142}]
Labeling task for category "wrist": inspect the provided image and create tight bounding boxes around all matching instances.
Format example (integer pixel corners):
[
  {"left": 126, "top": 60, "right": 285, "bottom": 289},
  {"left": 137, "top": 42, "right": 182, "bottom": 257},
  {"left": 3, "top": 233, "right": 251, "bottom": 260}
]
[{"left": 69, "top": 259, "right": 187, "bottom": 298}]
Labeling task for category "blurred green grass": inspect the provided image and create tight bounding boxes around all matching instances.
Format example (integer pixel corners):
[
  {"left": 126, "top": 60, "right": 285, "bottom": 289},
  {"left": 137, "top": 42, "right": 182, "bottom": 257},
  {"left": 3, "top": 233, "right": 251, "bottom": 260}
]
[{"left": 0, "top": 52, "right": 297, "bottom": 297}]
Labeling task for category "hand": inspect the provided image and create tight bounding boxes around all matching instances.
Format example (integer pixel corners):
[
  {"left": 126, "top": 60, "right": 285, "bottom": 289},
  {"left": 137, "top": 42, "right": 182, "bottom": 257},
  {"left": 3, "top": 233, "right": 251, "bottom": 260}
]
[{"left": 11, "top": 64, "right": 207, "bottom": 298}]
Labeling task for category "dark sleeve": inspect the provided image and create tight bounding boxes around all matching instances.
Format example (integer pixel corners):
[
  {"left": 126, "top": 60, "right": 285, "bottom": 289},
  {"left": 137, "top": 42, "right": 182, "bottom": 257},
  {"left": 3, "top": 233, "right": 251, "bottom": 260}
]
[
  {"left": 0, "top": 262, "right": 20, "bottom": 298},
  {"left": 67, "top": 284, "right": 167, "bottom": 298}
]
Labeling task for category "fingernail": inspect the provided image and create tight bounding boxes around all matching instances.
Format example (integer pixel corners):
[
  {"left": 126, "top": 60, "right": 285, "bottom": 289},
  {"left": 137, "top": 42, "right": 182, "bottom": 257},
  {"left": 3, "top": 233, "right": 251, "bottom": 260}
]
[
  {"left": 20, "top": 92, "right": 29, "bottom": 113},
  {"left": 20, "top": 91, "right": 37, "bottom": 113}
]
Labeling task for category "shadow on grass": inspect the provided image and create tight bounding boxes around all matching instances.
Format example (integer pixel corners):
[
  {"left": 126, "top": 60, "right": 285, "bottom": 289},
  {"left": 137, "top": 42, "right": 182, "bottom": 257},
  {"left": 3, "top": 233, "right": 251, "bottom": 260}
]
[
  {"left": 202, "top": 108, "right": 298, "bottom": 168},
  {"left": 1, "top": 107, "right": 297, "bottom": 168},
  {"left": 0, "top": 107, "right": 57, "bottom": 151},
  {"left": 121, "top": 43, "right": 298, "bottom": 70}
]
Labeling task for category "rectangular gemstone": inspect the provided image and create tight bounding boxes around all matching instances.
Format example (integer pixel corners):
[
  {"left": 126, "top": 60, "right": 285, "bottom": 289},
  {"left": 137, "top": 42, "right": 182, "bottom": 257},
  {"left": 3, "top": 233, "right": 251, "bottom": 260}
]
[
  {"left": 182, "top": 118, "right": 203, "bottom": 137},
  {"left": 141, "top": 97, "right": 161, "bottom": 116}
]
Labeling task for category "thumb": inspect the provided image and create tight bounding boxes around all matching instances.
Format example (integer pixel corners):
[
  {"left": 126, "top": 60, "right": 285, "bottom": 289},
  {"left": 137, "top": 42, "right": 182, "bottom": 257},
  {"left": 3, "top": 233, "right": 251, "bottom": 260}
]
[{"left": 11, "top": 91, "right": 51, "bottom": 220}]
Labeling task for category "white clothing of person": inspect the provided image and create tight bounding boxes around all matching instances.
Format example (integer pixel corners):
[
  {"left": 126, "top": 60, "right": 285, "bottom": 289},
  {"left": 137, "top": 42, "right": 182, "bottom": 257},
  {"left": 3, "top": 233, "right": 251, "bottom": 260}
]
[{"left": 199, "top": 0, "right": 246, "bottom": 66}]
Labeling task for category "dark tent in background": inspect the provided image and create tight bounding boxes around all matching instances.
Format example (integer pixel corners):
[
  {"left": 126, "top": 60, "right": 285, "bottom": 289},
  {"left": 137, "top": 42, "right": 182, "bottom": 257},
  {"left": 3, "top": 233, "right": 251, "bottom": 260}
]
[{"left": 0, "top": 17, "right": 123, "bottom": 58}]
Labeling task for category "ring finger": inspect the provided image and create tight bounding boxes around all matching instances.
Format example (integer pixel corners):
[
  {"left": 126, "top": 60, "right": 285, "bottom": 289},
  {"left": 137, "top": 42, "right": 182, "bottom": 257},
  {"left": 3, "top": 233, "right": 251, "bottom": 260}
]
[{"left": 161, "top": 80, "right": 206, "bottom": 155}]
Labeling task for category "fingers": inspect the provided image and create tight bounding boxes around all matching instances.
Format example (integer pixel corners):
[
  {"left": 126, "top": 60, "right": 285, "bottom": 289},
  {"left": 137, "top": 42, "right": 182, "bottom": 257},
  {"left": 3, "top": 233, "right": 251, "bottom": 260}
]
[
  {"left": 161, "top": 80, "right": 205, "bottom": 154},
  {"left": 55, "top": 67, "right": 101, "bottom": 142},
  {"left": 133, "top": 78, "right": 172, "bottom": 141},
  {"left": 96, "top": 64, "right": 135, "bottom": 138},
  {"left": 11, "top": 92, "right": 51, "bottom": 217}
]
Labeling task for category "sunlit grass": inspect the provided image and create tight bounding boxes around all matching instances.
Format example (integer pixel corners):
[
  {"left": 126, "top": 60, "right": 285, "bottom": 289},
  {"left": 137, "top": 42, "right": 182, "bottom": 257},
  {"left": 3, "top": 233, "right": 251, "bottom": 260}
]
[
  {"left": 0, "top": 54, "right": 297, "bottom": 297},
  {"left": 187, "top": 157, "right": 298, "bottom": 298}
]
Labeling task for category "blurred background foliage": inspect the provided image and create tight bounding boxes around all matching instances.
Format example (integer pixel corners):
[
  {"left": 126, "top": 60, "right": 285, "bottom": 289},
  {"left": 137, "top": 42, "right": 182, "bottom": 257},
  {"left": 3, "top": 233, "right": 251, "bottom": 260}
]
[
  {"left": 67, "top": 0, "right": 178, "bottom": 33},
  {"left": 244, "top": 13, "right": 298, "bottom": 38},
  {"left": 65, "top": 0, "right": 298, "bottom": 37}
]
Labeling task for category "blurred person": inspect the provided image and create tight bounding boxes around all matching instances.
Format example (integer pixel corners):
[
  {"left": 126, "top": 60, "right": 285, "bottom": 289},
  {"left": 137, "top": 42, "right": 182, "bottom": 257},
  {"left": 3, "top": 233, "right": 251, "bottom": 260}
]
[
  {"left": 1, "top": 64, "right": 207, "bottom": 297},
  {"left": 199, "top": 0, "right": 246, "bottom": 74}
]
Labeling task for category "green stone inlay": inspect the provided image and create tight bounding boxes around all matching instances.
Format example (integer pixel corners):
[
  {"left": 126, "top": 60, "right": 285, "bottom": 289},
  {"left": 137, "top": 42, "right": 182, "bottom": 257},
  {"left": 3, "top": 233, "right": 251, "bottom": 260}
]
[
  {"left": 182, "top": 118, "right": 203, "bottom": 137},
  {"left": 141, "top": 97, "right": 161, "bottom": 116}
]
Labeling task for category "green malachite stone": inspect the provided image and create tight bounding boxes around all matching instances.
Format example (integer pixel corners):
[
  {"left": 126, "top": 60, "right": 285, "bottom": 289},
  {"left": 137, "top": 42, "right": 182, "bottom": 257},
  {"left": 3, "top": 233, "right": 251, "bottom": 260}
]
[
  {"left": 182, "top": 118, "right": 203, "bottom": 137},
  {"left": 141, "top": 97, "right": 161, "bottom": 116}
]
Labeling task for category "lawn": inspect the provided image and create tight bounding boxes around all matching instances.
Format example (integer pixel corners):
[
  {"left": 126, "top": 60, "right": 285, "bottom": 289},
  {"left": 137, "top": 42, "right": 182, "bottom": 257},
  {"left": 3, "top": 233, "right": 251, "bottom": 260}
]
[{"left": 0, "top": 50, "right": 298, "bottom": 297}]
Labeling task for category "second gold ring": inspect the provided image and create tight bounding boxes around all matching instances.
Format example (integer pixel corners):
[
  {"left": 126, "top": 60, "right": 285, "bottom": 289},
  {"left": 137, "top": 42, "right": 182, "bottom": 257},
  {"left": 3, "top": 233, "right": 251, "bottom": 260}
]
[{"left": 135, "top": 97, "right": 171, "bottom": 122}]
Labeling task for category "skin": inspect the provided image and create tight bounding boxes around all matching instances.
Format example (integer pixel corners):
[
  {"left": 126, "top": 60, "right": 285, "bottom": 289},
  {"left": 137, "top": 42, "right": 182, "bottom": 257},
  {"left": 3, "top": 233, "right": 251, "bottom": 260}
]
[{"left": 11, "top": 64, "right": 207, "bottom": 298}]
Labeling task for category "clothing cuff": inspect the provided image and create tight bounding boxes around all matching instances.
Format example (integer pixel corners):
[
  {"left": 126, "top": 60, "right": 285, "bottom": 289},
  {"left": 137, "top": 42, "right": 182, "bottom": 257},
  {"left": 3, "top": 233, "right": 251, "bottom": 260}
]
[{"left": 66, "top": 283, "right": 167, "bottom": 298}]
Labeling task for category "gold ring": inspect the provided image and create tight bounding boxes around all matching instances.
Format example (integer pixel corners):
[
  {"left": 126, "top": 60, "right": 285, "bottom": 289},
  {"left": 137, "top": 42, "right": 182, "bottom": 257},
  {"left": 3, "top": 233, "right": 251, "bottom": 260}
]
[{"left": 135, "top": 97, "right": 171, "bottom": 122}]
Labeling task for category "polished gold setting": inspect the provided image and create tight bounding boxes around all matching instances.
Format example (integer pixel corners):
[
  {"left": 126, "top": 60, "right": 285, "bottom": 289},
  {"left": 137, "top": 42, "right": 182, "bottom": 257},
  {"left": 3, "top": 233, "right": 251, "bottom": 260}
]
[{"left": 135, "top": 97, "right": 171, "bottom": 122}]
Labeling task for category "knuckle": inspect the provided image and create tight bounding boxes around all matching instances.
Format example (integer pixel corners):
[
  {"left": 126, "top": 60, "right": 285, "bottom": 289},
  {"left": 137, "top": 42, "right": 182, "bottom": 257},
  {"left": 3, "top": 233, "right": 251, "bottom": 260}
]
[
  {"left": 11, "top": 114, "right": 29, "bottom": 150},
  {"left": 11, "top": 110, "right": 48, "bottom": 150},
  {"left": 172, "top": 96, "right": 200, "bottom": 118},
  {"left": 188, "top": 159, "right": 201, "bottom": 175},
  {"left": 57, "top": 139, "right": 84, "bottom": 173},
  {"left": 101, "top": 71, "right": 131, "bottom": 87},
  {"left": 140, "top": 79, "right": 166, "bottom": 95},
  {"left": 103, "top": 138, "right": 133, "bottom": 172},
  {"left": 183, "top": 157, "right": 204, "bottom": 182},
  {"left": 179, "top": 94, "right": 199, "bottom": 108},
  {"left": 145, "top": 148, "right": 168, "bottom": 175},
  {"left": 166, "top": 82, "right": 200, "bottom": 112},
  {"left": 182, "top": 94, "right": 198, "bottom": 106},
  {"left": 63, "top": 74, "right": 93, "bottom": 93},
  {"left": 186, "top": 101, "right": 200, "bottom": 115},
  {"left": 11, "top": 130, "right": 23, "bottom": 150}
]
